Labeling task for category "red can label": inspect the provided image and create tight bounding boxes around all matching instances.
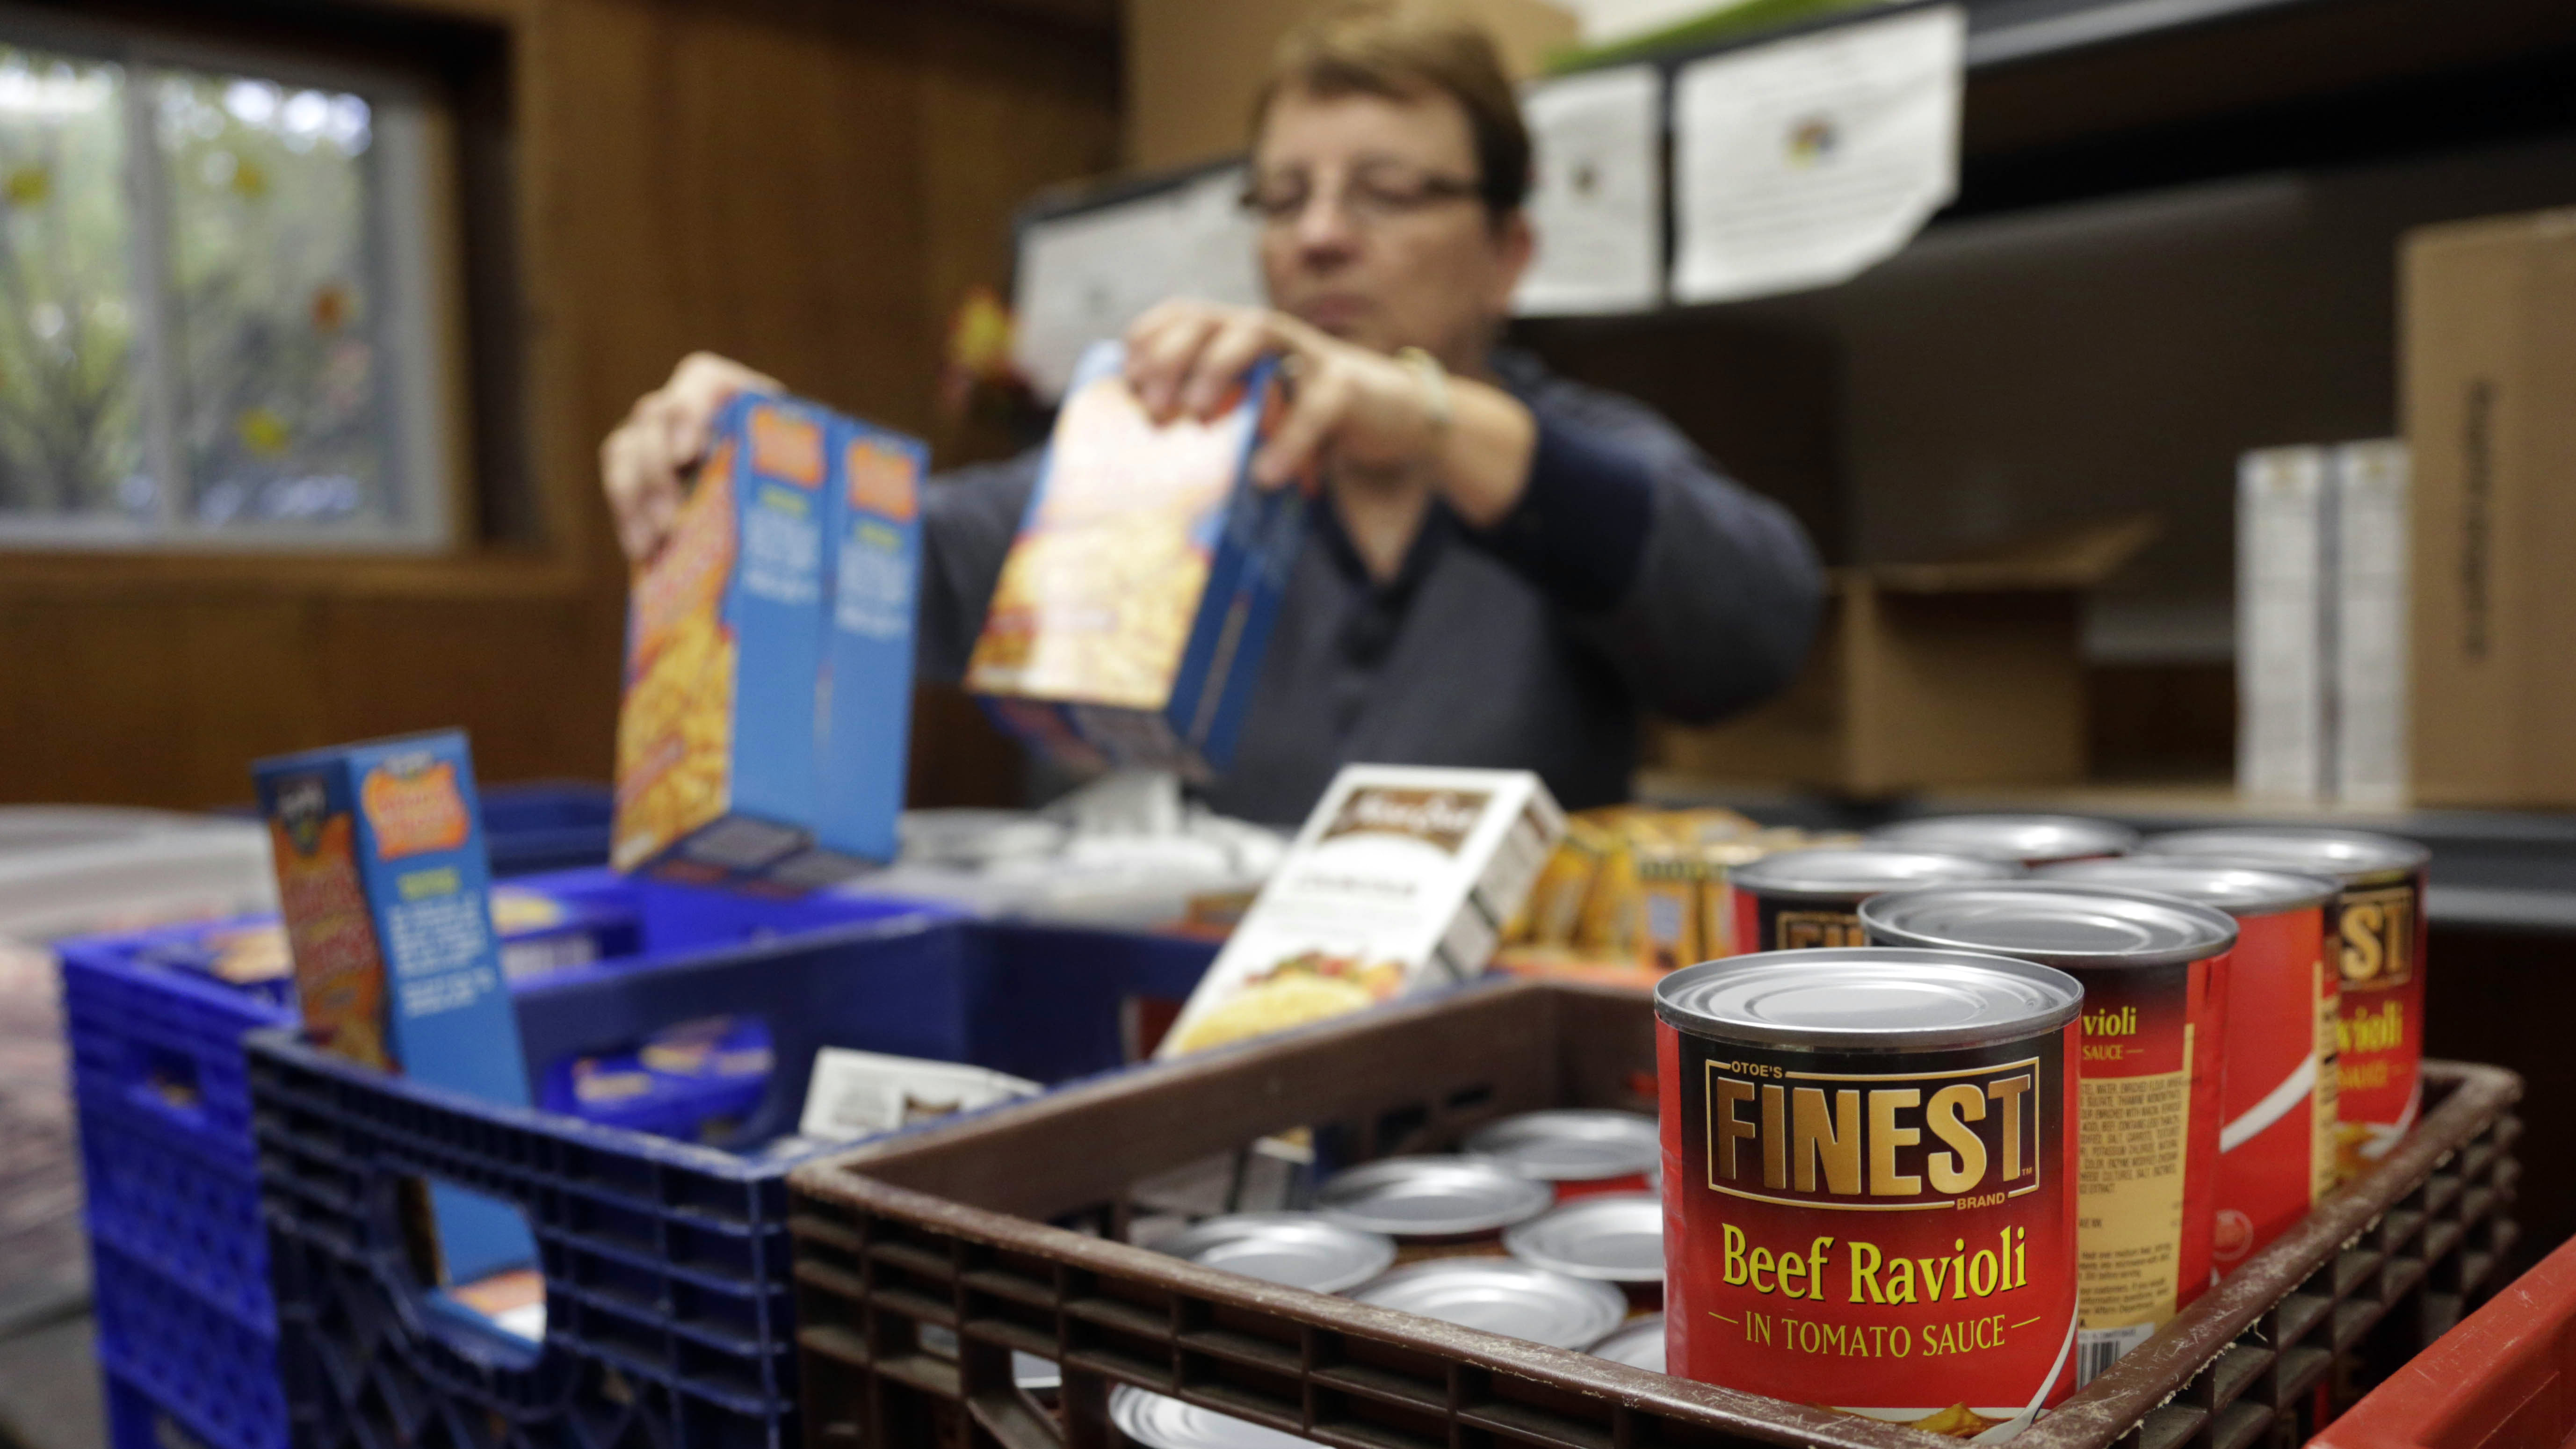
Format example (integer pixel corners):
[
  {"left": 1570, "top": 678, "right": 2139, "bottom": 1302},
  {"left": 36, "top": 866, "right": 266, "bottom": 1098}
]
[
  {"left": 1729, "top": 887, "right": 1867, "bottom": 955},
  {"left": 2067, "top": 955, "right": 2225, "bottom": 1381},
  {"left": 1553, "top": 1173, "right": 1652, "bottom": 1203},
  {"left": 2212, "top": 906, "right": 2337, "bottom": 1266},
  {"left": 1661, "top": 1021, "right": 2079, "bottom": 1438},
  {"left": 2332, "top": 872, "right": 2425, "bottom": 1175}
]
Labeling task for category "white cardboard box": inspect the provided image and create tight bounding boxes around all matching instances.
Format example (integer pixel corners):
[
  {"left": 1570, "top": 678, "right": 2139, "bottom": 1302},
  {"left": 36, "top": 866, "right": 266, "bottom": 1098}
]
[
  {"left": 2331, "top": 441, "right": 2411, "bottom": 809},
  {"left": 1157, "top": 766, "right": 1565, "bottom": 1059},
  {"left": 2238, "top": 447, "right": 2332, "bottom": 804}
]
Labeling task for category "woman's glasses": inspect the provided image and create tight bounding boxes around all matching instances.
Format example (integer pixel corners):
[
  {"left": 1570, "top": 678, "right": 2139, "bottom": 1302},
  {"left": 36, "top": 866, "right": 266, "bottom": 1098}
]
[{"left": 1241, "top": 165, "right": 1482, "bottom": 227}]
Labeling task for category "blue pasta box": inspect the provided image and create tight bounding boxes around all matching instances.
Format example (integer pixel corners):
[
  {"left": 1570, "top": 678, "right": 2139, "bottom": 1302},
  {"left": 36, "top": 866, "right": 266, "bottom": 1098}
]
[
  {"left": 965, "top": 341, "right": 1306, "bottom": 780},
  {"left": 790, "top": 418, "right": 928, "bottom": 882},
  {"left": 254, "top": 730, "right": 536, "bottom": 1282},
  {"left": 613, "top": 393, "right": 835, "bottom": 884}
]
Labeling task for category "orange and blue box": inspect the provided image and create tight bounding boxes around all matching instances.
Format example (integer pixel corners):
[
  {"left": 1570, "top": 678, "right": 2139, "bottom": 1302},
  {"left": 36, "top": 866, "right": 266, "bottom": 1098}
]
[
  {"left": 253, "top": 729, "right": 534, "bottom": 1282},
  {"left": 966, "top": 341, "right": 1304, "bottom": 778},
  {"left": 614, "top": 393, "right": 839, "bottom": 883},
  {"left": 803, "top": 419, "right": 927, "bottom": 877}
]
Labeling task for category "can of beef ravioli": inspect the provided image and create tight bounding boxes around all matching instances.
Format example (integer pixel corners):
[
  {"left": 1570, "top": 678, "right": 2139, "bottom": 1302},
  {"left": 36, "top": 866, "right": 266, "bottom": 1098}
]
[
  {"left": 1657, "top": 948, "right": 2083, "bottom": 1441},
  {"left": 1861, "top": 882, "right": 2237, "bottom": 1387},
  {"left": 1726, "top": 848, "right": 2021, "bottom": 955},
  {"left": 2141, "top": 828, "right": 2430, "bottom": 1178},
  {"left": 1865, "top": 815, "right": 2141, "bottom": 869},
  {"left": 2037, "top": 859, "right": 2341, "bottom": 1268}
]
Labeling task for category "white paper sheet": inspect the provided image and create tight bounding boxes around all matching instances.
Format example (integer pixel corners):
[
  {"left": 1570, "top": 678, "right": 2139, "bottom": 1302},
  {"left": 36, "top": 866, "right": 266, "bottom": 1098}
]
[
  {"left": 1013, "top": 167, "right": 1265, "bottom": 402},
  {"left": 1515, "top": 65, "right": 1664, "bottom": 317},
  {"left": 1563, "top": 0, "right": 1764, "bottom": 47},
  {"left": 797, "top": 1048, "right": 1041, "bottom": 1141},
  {"left": 1672, "top": 4, "right": 1963, "bottom": 304}
]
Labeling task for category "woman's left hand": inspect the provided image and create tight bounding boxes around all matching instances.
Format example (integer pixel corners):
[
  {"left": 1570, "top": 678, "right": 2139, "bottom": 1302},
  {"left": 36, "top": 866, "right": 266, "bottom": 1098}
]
[{"left": 1121, "top": 299, "right": 1444, "bottom": 490}]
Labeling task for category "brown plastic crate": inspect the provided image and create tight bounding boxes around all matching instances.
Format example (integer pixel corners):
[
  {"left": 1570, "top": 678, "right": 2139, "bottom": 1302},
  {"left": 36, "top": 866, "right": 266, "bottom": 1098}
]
[{"left": 786, "top": 979, "right": 2521, "bottom": 1449}]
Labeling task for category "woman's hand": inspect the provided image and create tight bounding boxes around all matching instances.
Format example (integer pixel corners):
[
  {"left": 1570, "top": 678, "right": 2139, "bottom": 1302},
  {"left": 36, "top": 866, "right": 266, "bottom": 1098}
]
[
  {"left": 1121, "top": 300, "right": 1534, "bottom": 528},
  {"left": 1120, "top": 301, "right": 1437, "bottom": 487},
  {"left": 600, "top": 351, "right": 783, "bottom": 563}
]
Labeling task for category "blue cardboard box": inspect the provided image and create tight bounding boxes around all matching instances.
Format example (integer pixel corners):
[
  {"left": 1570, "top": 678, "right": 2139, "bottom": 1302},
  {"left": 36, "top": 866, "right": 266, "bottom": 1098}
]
[
  {"left": 254, "top": 730, "right": 536, "bottom": 1282},
  {"left": 801, "top": 419, "right": 927, "bottom": 878},
  {"left": 965, "top": 341, "right": 1303, "bottom": 779},
  {"left": 613, "top": 394, "right": 835, "bottom": 882},
  {"left": 255, "top": 731, "right": 521, "bottom": 1089}
]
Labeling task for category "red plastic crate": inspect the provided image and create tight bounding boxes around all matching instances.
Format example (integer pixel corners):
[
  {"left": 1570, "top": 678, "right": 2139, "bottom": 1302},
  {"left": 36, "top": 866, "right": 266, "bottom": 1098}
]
[{"left": 2314, "top": 1225, "right": 2576, "bottom": 1449}]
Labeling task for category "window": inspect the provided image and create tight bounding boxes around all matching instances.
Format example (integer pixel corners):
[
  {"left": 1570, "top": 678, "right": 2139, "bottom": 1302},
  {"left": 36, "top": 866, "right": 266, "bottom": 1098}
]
[{"left": 0, "top": 18, "right": 449, "bottom": 550}]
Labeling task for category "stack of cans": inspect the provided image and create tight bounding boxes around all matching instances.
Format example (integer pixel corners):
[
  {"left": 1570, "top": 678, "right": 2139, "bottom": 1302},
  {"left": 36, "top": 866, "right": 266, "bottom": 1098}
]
[{"left": 1652, "top": 812, "right": 2431, "bottom": 1440}]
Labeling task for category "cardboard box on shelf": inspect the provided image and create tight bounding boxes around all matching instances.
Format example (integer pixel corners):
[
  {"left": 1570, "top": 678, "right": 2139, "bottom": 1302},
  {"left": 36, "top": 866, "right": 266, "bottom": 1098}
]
[
  {"left": 2333, "top": 440, "right": 2410, "bottom": 810},
  {"left": 2402, "top": 209, "right": 2576, "bottom": 807},
  {"left": 1652, "top": 514, "right": 2158, "bottom": 796},
  {"left": 2230, "top": 440, "right": 2413, "bottom": 810},
  {"left": 2237, "top": 446, "right": 2331, "bottom": 804}
]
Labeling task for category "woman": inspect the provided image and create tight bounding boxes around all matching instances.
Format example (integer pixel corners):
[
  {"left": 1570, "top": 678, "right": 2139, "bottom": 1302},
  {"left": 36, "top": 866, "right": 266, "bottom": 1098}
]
[{"left": 601, "top": 4, "right": 1823, "bottom": 824}]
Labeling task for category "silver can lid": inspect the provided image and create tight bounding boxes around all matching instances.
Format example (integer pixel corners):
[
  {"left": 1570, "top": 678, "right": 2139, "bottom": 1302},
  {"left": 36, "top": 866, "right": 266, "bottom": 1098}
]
[
  {"left": 1316, "top": 1156, "right": 1554, "bottom": 1238},
  {"left": 1156, "top": 1213, "right": 1396, "bottom": 1294},
  {"left": 1502, "top": 1193, "right": 1664, "bottom": 1283},
  {"left": 1108, "top": 1387, "right": 1317, "bottom": 1449},
  {"left": 2036, "top": 858, "right": 2337, "bottom": 915},
  {"left": 2141, "top": 827, "right": 2430, "bottom": 884},
  {"left": 1349, "top": 1258, "right": 1628, "bottom": 1349},
  {"left": 1867, "top": 814, "right": 2141, "bottom": 866},
  {"left": 1725, "top": 847, "right": 2021, "bottom": 902},
  {"left": 1589, "top": 1316, "right": 1666, "bottom": 1372},
  {"left": 1462, "top": 1110, "right": 1658, "bottom": 1183},
  {"left": 1656, "top": 947, "right": 2083, "bottom": 1051},
  {"left": 1862, "top": 881, "right": 2238, "bottom": 970}
]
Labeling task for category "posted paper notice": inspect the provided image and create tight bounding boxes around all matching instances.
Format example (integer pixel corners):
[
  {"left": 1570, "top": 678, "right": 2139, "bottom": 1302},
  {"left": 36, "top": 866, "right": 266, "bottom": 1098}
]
[
  {"left": 1672, "top": 4, "right": 1963, "bottom": 304},
  {"left": 1516, "top": 65, "right": 1663, "bottom": 316},
  {"left": 1013, "top": 167, "right": 1264, "bottom": 401}
]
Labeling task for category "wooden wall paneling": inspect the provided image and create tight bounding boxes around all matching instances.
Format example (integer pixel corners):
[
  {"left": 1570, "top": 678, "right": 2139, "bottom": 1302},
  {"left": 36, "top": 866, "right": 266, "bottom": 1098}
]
[
  {"left": 908, "top": 6, "right": 1124, "bottom": 805},
  {"left": 0, "top": 600, "right": 195, "bottom": 805},
  {"left": 661, "top": 7, "right": 930, "bottom": 425},
  {"left": 0, "top": 0, "right": 1122, "bottom": 811},
  {"left": 314, "top": 594, "right": 617, "bottom": 782},
  {"left": 0, "top": 595, "right": 334, "bottom": 807},
  {"left": 917, "top": 1, "right": 1120, "bottom": 442},
  {"left": 174, "top": 601, "right": 338, "bottom": 800}
]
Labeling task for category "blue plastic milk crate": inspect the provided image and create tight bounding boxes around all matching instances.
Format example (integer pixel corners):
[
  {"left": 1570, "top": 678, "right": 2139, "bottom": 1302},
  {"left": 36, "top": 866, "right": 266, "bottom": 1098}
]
[
  {"left": 62, "top": 868, "right": 673, "bottom": 1332},
  {"left": 478, "top": 782, "right": 616, "bottom": 877},
  {"left": 62, "top": 873, "right": 1024, "bottom": 1449},
  {"left": 248, "top": 917, "right": 1219, "bottom": 1449}
]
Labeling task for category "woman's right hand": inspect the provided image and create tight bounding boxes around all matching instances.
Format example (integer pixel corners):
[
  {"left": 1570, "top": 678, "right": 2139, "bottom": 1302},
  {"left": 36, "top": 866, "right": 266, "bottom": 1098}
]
[{"left": 599, "top": 351, "right": 783, "bottom": 563}]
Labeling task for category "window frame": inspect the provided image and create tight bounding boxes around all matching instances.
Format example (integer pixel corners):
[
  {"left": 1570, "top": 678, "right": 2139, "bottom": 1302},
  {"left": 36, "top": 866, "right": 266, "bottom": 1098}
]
[{"left": 0, "top": 4, "right": 461, "bottom": 555}]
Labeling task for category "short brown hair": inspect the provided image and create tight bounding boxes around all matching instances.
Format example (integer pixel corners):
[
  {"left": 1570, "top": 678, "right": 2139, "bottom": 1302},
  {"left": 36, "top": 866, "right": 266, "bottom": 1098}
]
[{"left": 1253, "top": 2, "right": 1532, "bottom": 218}]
